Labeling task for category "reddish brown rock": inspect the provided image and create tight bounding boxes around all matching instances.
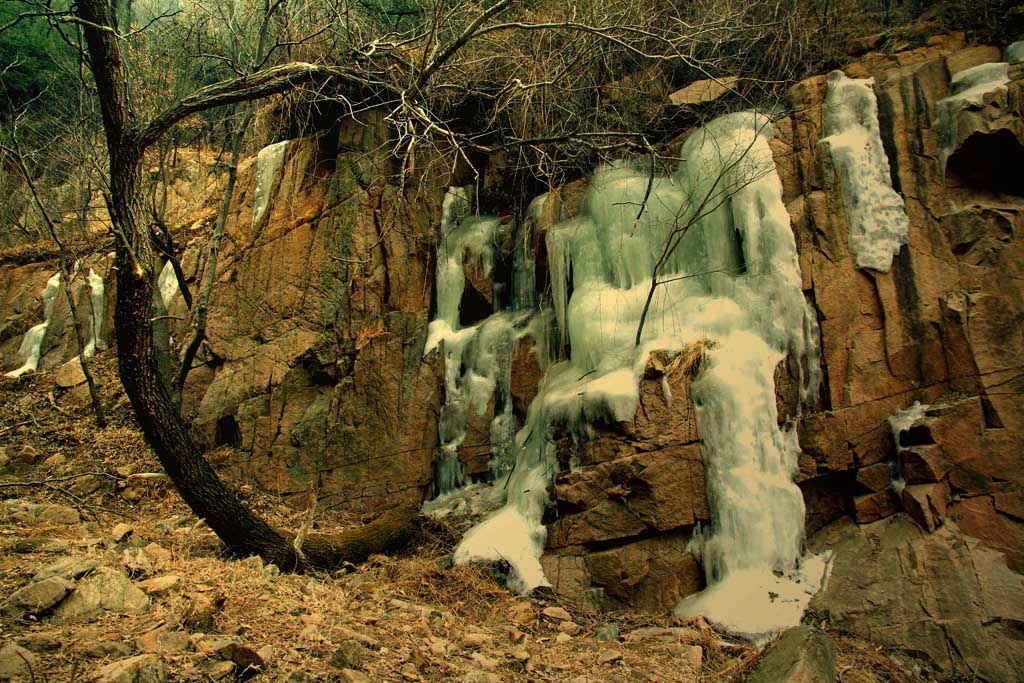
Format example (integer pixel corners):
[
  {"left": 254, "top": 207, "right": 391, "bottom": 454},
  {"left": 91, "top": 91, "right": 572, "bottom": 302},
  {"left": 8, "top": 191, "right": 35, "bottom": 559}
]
[
  {"left": 902, "top": 482, "right": 949, "bottom": 533},
  {"left": 855, "top": 463, "right": 892, "bottom": 493},
  {"left": 854, "top": 489, "right": 899, "bottom": 524}
]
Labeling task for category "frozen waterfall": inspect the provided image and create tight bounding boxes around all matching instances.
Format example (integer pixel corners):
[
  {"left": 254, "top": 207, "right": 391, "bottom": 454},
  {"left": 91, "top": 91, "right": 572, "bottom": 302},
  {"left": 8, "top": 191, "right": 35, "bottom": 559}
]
[
  {"left": 5, "top": 272, "right": 62, "bottom": 378},
  {"left": 428, "top": 111, "right": 827, "bottom": 629},
  {"left": 819, "top": 71, "right": 909, "bottom": 273}
]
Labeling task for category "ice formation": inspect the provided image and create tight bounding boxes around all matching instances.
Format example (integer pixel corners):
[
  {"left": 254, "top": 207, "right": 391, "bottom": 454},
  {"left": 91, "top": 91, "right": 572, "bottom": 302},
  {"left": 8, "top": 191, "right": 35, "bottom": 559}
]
[
  {"left": 935, "top": 61, "right": 1010, "bottom": 175},
  {"left": 431, "top": 112, "right": 826, "bottom": 629},
  {"left": 252, "top": 140, "right": 290, "bottom": 228},
  {"left": 83, "top": 268, "right": 107, "bottom": 358},
  {"left": 888, "top": 401, "right": 928, "bottom": 497},
  {"left": 157, "top": 260, "right": 181, "bottom": 308},
  {"left": 818, "top": 71, "right": 909, "bottom": 273},
  {"left": 5, "top": 272, "right": 61, "bottom": 377},
  {"left": 424, "top": 188, "right": 538, "bottom": 494},
  {"left": 1007, "top": 41, "right": 1024, "bottom": 64}
]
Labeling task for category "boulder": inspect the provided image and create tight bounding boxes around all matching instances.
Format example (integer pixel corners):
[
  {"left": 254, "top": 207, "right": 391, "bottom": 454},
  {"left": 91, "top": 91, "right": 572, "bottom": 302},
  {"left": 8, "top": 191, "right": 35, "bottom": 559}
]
[
  {"left": 668, "top": 76, "right": 740, "bottom": 106},
  {"left": 810, "top": 515, "right": 1024, "bottom": 681},
  {"left": 2, "top": 577, "right": 75, "bottom": 617},
  {"left": 747, "top": 626, "right": 835, "bottom": 683},
  {"left": 53, "top": 567, "right": 149, "bottom": 623},
  {"left": 89, "top": 654, "right": 167, "bottom": 683},
  {"left": 0, "top": 643, "right": 37, "bottom": 681}
]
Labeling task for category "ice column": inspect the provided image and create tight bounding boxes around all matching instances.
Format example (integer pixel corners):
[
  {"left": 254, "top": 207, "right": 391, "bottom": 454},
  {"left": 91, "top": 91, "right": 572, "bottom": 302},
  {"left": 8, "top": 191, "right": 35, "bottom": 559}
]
[
  {"left": 819, "top": 71, "right": 909, "bottom": 273},
  {"left": 5, "top": 272, "right": 61, "bottom": 377},
  {"left": 935, "top": 61, "right": 1010, "bottom": 173},
  {"left": 252, "top": 140, "right": 290, "bottom": 228},
  {"left": 83, "top": 269, "right": 107, "bottom": 358}
]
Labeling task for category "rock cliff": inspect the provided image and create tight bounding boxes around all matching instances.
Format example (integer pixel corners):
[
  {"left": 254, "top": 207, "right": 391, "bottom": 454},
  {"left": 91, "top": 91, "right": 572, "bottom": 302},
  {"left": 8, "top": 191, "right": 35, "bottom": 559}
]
[{"left": 3, "top": 32, "right": 1023, "bottom": 680}]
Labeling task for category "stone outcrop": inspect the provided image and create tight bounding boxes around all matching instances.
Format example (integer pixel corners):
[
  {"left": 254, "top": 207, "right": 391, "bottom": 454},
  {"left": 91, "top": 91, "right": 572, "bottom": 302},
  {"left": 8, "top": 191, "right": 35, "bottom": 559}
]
[
  {"left": 178, "top": 116, "right": 446, "bottom": 509},
  {"left": 811, "top": 515, "right": 1024, "bottom": 682},
  {"left": 746, "top": 626, "right": 836, "bottom": 683},
  {"left": 541, "top": 352, "right": 708, "bottom": 611}
]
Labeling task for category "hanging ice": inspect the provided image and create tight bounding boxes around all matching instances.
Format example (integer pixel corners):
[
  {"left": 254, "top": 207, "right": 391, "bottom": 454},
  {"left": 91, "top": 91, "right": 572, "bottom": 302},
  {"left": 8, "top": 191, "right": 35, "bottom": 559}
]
[
  {"left": 935, "top": 61, "right": 1010, "bottom": 174},
  {"left": 5, "top": 272, "right": 61, "bottom": 378},
  {"left": 157, "top": 260, "right": 181, "bottom": 308},
  {"left": 83, "top": 269, "right": 107, "bottom": 358},
  {"left": 252, "top": 140, "right": 290, "bottom": 228},
  {"left": 451, "top": 112, "right": 826, "bottom": 629},
  {"left": 818, "top": 71, "right": 909, "bottom": 273},
  {"left": 423, "top": 187, "right": 531, "bottom": 496},
  {"left": 888, "top": 401, "right": 928, "bottom": 497}
]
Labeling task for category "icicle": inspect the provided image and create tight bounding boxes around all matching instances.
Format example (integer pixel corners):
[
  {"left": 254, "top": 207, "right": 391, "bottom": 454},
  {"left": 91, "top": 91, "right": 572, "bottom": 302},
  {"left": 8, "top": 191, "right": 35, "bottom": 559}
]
[
  {"left": 935, "top": 62, "right": 1010, "bottom": 174},
  {"left": 157, "top": 260, "right": 180, "bottom": 308},
  {"left": 6, "top": 272, "right": 61, "bottom": 377},
  {"left": 887, "top": 401, "right": 928, "bottom": 497},
  {"left": 819, "top": 71, "right": 909, "bottom": 273},
  {"left": 83, "top": 269, "right": 106, "bottom": 358},
  {"left": 252, "top": 140, "right": 290, "bottom": 228}
]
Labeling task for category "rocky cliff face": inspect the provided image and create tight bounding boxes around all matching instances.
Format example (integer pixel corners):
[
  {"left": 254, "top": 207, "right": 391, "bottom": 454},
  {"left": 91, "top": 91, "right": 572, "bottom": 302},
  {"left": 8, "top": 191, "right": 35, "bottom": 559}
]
[{"left": 3, "top": 32, "right": 1023, "bottom": 681}]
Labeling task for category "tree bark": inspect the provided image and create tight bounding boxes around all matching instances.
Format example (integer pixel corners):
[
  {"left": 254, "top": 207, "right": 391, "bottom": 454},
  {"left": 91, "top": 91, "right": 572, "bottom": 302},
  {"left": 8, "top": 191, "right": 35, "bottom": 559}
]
[{"left": 75, "top": 0, "right": 416, "bottom": 571}]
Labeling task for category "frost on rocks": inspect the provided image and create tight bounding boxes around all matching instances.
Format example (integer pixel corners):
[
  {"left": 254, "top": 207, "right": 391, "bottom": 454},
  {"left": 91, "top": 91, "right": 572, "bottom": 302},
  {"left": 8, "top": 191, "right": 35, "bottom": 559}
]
[
  {"left": 818, "top": 71, "right": 909, "bottom": 273},
  {"left": 439, "top": 112, "right": 827, "bottom": 631},
  {"left": 252, "top": 140, "right": 290, "bottom": 228},
  {"left": 936, "top": 61, "right": 1010, "bottom": 173},
  {"left": 83, "top": 268, "right": 107, "bottom": 357},
  {"left": 5, "top": 272, "right": 61, "bottom": 377}
]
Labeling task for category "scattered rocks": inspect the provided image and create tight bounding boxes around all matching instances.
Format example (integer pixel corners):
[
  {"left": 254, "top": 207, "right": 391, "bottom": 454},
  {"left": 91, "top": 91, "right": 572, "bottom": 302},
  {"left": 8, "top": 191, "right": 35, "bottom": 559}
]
[
  {"left": 2, "top": 577, "right": 75, "bottom": 617},
  {"left": 596, "top": 648, "right": 623, "bottom": 665},
  {"left": 330, "top": 641, "right": 365, "bottom": 670},
  {"left": 89, "top": 654, "right": 167, "bottom": 683},
  {"left": 53, "top": 567, "right": 150, "bottom": 623},
  {"left": 594, "top": 624, "right": 620, "bottom": 642},
  {"left": 82, "top": 642, "right": 134, "bottom": 659},
  {"left": 540, "top": 606, "right": 571, "bottom": 622},
  {"left": 136, "top": 575, "right": 180, "bottom": 596},
  {"left": 746, "top": 626, "right": 835, "bottom": 683},
  {"left": 555, "top": 632, "right": 572, "bottom": 645},
  {"left": 461, "top": 633, "right": 492, "bottom": 649},
  {"left": 136, "top": 627, "right": 191, "bottom": 655},
  {"left": 36, "top": 504, "right": 80, "bottom": 526},
  {"left": 0, "top": 643, "right": 37, "bottom": 680},
  {"left": 337, "top": 669, "right": 372, "bottom": 683},
  {"left": 33, "top": 557, "right": 97, "bottom": 582},
  {"left": 144, "top": 543, "right": 172, "bottom": 563},
  {"left": 110, "top": 523, "right": 134, "bottom": 543}
]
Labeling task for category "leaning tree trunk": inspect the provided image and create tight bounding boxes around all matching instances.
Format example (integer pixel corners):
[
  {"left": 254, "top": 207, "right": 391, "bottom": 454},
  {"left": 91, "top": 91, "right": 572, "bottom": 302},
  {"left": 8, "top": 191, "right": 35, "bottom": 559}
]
[{"left": 76, "top": 0, "right": 417, "bottom": 570}]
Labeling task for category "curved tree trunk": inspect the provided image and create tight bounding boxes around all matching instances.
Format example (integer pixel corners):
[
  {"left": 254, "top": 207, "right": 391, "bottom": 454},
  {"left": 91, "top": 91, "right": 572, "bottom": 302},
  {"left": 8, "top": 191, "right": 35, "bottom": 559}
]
[{"left": 77, "top": 0, "right": 417, "bottom": 571}]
